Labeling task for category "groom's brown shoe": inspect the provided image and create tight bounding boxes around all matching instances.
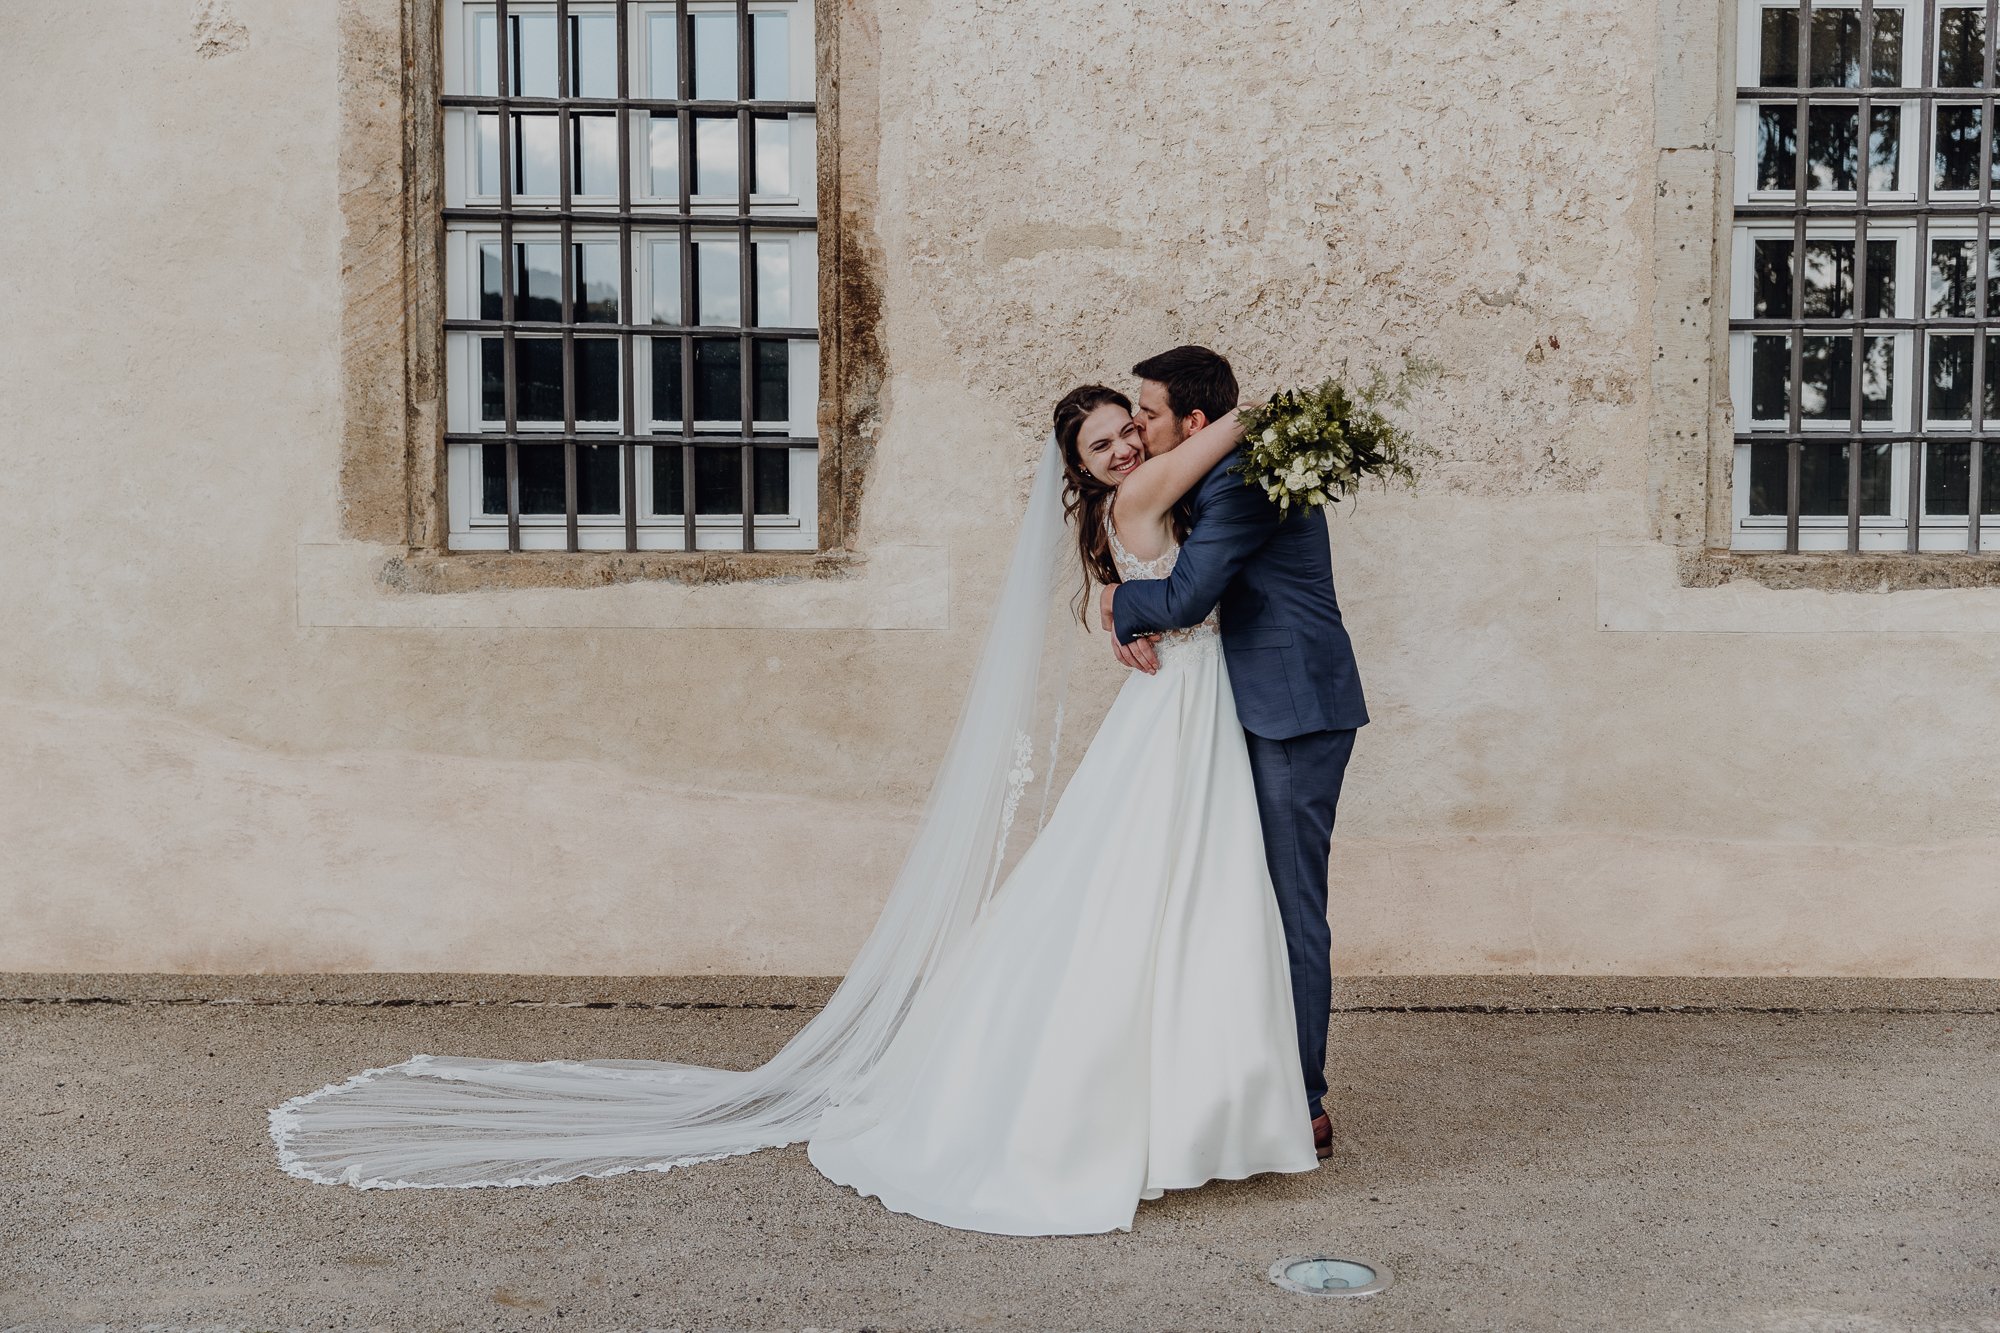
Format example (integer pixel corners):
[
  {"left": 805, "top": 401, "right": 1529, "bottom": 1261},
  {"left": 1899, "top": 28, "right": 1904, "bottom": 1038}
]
[{"left": 1311, "top": 1112, "right": 1333, "bottom": 1160}]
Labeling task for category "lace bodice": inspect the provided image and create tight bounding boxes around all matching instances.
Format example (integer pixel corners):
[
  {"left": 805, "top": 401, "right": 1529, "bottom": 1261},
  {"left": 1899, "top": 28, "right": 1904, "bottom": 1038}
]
[{"left": 1106, "top": 511, "right": 1222, "bottom": 664}]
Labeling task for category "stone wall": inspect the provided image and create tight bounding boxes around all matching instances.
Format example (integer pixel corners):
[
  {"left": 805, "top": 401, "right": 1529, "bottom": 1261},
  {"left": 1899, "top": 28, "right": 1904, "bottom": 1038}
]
[{"left": 2, "top": 0, "right": 1996, "bottom": 976}]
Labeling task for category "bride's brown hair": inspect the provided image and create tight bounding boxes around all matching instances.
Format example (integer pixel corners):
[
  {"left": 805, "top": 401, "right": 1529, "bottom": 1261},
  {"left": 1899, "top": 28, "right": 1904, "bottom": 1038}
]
[{"left": 1053, "top": 385, "right": 1188, "bottom": 627}]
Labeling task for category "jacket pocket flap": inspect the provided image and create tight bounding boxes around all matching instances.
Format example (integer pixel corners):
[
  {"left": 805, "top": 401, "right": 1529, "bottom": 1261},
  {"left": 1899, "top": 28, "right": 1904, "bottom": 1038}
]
[{"left": 1230, "top": 626, "right": 1295, "bottom": 648}]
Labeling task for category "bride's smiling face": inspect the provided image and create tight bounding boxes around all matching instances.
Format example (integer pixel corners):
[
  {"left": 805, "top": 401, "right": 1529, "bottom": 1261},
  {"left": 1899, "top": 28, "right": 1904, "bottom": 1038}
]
[{"left": 1076, "top": 403, "right": 1145, "bottom": 487}]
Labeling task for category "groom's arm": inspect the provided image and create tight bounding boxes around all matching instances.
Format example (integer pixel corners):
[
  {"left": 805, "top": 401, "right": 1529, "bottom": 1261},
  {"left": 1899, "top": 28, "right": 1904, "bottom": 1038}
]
[{"left": 1111, "top": 472, "right": 1279, "bottom": 644}]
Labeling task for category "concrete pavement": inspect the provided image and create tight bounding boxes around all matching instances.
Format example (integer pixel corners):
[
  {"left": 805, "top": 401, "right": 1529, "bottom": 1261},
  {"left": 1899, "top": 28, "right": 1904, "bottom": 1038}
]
[{"left": 3, "top": 977, "right": 1997, "bottom": 1331}]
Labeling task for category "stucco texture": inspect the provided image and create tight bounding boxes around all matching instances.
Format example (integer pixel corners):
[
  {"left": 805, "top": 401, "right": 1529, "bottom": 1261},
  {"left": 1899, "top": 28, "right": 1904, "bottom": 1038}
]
[{"left": 1, "top": 0, "right": 1996, "bottom": 975}]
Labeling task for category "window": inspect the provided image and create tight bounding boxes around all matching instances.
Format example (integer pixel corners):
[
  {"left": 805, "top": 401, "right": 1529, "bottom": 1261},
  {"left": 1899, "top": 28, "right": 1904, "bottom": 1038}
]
[
  {"left": 441, "top": 0, "right": 820, "bottom": 552},
  {"left": 1731, "top": 0, "right": 2000, "bottom": 552}
]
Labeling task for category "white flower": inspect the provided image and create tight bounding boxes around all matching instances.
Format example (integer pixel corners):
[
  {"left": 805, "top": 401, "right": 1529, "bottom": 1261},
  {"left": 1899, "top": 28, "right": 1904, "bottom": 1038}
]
[{"left": 1262, "top": 427, "right": 1278, "bottom": 444}]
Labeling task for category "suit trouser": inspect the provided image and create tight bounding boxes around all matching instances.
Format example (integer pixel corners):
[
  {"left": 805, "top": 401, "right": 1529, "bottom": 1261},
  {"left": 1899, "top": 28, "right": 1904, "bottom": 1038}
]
[{"left": 1243, "top": 726, "right": 1357, "bottom": 1118}]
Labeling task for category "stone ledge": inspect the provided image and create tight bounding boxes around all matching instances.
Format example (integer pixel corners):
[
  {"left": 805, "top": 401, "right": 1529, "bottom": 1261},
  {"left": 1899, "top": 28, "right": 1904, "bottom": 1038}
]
[
  {"left": 295, "top": 540, "right": 951, "bottom": 629},
  {"left": 1597, "top": 542, "right": 2000, "bottom": 632},
  {"left": 5, "top": 973, "right": 1993, "bottom": 1012},
  {"left": 1330, "top": 974, "right": 2000, "bottom": 1013},
  {"left": 0, "top": 972, "right": 841, "bottom": 1009}
]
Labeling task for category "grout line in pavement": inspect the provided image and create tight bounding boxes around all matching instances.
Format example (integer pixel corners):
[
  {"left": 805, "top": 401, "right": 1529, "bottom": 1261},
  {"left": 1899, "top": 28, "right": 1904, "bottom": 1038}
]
[
  {"left": 1331, "top": 1002, "right": 2000, "bottom": 1014},
  {"left": 2, "top": 997, "right": 1996, "bottom": 1014},
  {"left": 0, "top": 996, "right": 818, "bottom": 1010}
]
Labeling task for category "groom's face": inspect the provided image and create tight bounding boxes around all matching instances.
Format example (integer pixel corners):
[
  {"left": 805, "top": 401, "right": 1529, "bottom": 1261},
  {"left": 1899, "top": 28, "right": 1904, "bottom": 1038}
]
[{"left": 1134, "top": 380, "right": 1194, "bottom": 457}]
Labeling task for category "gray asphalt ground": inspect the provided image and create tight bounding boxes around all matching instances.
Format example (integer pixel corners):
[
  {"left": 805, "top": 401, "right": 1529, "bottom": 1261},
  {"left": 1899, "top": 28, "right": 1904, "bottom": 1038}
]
[{"left": 2, "top": 977, "right": 1997, "bottom": 1332}]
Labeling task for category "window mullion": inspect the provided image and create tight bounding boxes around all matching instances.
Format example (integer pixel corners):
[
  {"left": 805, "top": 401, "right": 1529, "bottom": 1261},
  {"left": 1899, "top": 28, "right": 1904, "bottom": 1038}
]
[
  {"left": 1974, "top": 0, "right": 1998, "bottom": 548},
  {"left": 738, "top": 0, "right": 755, "bottom": 552},
  {"left": 678, "top": 0, "right": 696, "bottom": 551},
  {"left": 498, "top": 0, "right": 521, "bottom": 554},
  {"left": 1786, "top": 0, "right": 1812, "bottom": 553},
  {"left": 617, "top": 0, "right": 638, "bottom": 553},
  {"left": 559, "top": 0, "right": 579, "bottom": 552},
  {"left": 1911, "top": 0, "right": 1941, "bottom": 549},
  {"left": 1851, "top": 0, "right": 1875, "bottom": 552}
]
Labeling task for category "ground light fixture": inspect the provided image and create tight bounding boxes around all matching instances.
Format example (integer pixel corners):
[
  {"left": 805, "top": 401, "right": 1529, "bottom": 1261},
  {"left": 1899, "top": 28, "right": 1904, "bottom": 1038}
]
[{"left": 1267, "top": 1255, "right": 1393, "bottom": 1297}]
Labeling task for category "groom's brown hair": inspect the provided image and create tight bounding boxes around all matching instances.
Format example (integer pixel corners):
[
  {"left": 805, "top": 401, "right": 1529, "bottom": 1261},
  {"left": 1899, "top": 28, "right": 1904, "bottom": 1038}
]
[{"left": 1132, "top": 345, "right": 1238, "bottom": 425}]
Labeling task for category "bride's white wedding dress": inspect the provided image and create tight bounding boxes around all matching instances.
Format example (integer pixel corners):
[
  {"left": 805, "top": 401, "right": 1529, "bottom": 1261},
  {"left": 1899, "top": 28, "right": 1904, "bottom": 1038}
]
[
  {"left": 807, "top": 523, "right": 1316, "bottom": 1235},
  {"left": 267, "top": 440, "right": 1313, "bottom": 1238}
]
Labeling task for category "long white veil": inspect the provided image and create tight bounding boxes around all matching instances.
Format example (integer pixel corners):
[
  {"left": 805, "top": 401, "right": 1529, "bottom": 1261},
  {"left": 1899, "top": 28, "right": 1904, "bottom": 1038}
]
[{"left": 270, "top": 436, "right": 1077, "bottom": 1189}]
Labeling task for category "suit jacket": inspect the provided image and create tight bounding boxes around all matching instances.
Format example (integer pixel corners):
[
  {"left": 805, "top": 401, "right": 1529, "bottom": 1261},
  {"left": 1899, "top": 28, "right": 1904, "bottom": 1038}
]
[{"left": 1112, "top": 448, "right": 1369, "bottom": 739}]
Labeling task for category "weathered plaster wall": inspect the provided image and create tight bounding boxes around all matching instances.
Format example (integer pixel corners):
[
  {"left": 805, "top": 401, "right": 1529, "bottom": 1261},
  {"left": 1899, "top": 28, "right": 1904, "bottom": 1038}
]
[{"left": 2, "top": 0, "right": 1997, "bottom": 976}]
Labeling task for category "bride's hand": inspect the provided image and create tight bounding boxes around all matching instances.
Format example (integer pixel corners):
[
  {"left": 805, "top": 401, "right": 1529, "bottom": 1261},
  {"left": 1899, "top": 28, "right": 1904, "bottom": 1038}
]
[
  {"left": 1116, "top": 636, "right": 1159, "bottom": 674},
  {"left": 1102, "top": 589, "right": 1160, "bottom": 673}
]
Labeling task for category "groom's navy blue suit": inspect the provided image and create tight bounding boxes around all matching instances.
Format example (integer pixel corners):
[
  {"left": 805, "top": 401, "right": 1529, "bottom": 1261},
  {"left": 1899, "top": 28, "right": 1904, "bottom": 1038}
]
[{"left": 1112, "top": 449, "right": 1367, "bottom": 1117}]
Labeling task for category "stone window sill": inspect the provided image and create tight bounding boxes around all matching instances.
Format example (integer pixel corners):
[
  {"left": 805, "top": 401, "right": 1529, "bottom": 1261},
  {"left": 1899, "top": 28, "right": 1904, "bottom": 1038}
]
[
  {"left": 1681, "top": 550, "right": 2000, "bottom": 594},
  {"left": 386, "top": 548, "right": 862, "bottom": 595}
]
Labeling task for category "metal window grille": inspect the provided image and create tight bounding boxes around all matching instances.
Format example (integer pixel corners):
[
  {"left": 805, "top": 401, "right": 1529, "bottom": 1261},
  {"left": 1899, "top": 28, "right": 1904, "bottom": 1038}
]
[
  {"left": 441, "top": 0, "right": 820, "bottom": 552},
  {"left": 1731, "top": 0, "right": 2000, "bottom": 552}
]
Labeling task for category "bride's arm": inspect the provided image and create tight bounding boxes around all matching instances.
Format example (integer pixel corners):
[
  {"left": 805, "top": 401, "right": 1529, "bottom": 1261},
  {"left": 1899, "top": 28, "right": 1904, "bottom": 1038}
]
[{"left": 1110, "top": 408, "right": 1245, "bottom": 530}]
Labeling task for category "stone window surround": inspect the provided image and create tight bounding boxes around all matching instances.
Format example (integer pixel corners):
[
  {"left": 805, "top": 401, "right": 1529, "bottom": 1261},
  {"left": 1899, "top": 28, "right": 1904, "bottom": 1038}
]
[
  {"left": 1650, "top": 0, "right": 2000, "bottom": 594},
  {"left": 334, "top": 0, "right": 882, "bottom": 594}
]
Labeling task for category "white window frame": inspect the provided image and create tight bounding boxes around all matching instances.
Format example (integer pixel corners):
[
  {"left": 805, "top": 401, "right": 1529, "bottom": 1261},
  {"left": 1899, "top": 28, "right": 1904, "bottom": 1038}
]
[
  {"left": 442, "top": 0, "right": 821, "bottom": 553},
  {"left": 1727, "top": 0, "right": 2000, "bottom": 552}
]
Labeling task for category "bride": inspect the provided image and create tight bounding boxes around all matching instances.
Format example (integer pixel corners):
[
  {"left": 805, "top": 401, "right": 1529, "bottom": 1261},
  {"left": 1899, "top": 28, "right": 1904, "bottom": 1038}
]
[{"left": 270, "top": 385, "right": 1318, "bottom": 1237}]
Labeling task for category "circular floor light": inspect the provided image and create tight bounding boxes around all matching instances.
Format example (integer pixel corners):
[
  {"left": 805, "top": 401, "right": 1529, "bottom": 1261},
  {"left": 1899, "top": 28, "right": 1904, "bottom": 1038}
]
[{"left": 1268, "top": 1255, "right": 1393, "bottom": 1297}]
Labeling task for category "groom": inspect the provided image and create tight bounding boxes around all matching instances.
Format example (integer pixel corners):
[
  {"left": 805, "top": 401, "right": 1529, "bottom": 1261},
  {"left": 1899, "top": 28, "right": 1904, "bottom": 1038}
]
[{"left": 1100, "top": 345, "right": 1368, "bottom": 1160}]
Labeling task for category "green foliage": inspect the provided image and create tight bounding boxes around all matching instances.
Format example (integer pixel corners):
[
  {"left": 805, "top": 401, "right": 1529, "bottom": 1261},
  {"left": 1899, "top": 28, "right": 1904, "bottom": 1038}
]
[{"left": 1230, "top": 359, "right": 1440, "bottom": 515}]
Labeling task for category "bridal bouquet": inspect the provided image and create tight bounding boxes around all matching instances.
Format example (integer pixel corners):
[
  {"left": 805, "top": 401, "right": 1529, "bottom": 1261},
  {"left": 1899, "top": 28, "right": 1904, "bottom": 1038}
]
[{"left": 1232, "top": 363, "right": 1435, "bottom": 515}]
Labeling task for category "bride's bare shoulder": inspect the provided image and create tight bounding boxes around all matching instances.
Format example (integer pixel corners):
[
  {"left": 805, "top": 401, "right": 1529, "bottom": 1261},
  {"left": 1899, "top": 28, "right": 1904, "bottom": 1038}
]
[{"left": 1107, "top": 498, "right": 1176, "bottom": 564}]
